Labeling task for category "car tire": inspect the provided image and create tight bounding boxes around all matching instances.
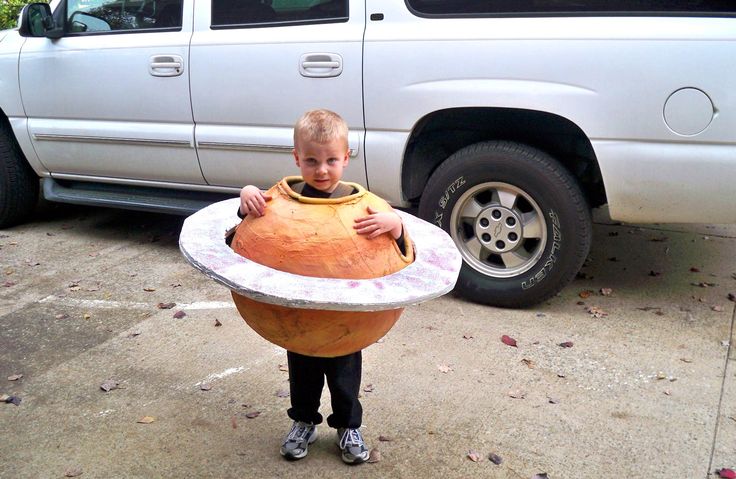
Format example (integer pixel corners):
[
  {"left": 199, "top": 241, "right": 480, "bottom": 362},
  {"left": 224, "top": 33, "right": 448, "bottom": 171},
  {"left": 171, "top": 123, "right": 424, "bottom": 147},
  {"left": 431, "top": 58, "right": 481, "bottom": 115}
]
[
  {"left": 0, "top": 123, "right": 38, "bottom": 228},
  {"left": 418, "top": 141, "right": 592, "bottom": 308}
]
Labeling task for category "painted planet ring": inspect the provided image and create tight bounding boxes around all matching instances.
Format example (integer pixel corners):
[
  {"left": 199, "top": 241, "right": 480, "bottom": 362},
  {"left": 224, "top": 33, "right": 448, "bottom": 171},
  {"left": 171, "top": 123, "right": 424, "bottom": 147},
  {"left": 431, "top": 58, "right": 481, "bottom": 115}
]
[{"left": 179, "top": 198, "right": 462, "bottom": 311}]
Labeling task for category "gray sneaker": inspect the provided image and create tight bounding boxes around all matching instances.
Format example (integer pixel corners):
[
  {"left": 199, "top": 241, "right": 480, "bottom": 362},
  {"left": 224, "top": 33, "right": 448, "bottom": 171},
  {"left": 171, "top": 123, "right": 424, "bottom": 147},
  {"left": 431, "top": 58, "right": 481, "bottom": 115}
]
[
  {"left": 280, "top": 421, "right": 317, "bottom": 460},
  {"left": 336, "top": 428, "right": 370, "bottom": 464}
]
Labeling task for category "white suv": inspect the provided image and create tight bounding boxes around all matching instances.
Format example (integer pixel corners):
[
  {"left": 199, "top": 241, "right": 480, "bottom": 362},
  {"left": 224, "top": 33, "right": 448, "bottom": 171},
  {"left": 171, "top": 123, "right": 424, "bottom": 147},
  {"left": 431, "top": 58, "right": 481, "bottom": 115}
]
[{"left": 1, "top": 0, "right": 734, "bottom": 307}]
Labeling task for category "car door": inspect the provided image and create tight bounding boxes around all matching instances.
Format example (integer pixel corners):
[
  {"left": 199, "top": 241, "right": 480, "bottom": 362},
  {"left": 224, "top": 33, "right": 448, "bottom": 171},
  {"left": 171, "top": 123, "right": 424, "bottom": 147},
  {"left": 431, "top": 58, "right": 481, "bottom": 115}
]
[
  {"left": 189, "top": 0, "right": 366, "bottom": 189},
  {"left": 18, "top": 0, "right": 205, "bottom": 185}
]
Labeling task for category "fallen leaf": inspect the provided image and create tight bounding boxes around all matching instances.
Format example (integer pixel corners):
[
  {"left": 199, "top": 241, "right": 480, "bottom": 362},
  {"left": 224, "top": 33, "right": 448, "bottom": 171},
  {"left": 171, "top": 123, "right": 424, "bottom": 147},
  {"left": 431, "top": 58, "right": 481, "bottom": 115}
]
[
  {"left": 728, "top": 293, "right": 736, "bottom": 302},
  {"left": 508, "top": 390, "right": 526, "bottom": 399},
  {"left": 521, "top": 358, "right": 535, "bottom": 369},
  {"left": 599, "top": 288, "right": 613, "bottom": 296},
  {"left": 547, "top": 395, "right": 559, "bottom": 404},
  {"left": 231, "top": 416, "right": 238, "bottom": 429},
  {"left": 128, "top": 331, "right": 142, "bottom": 338},
  {"left": 717, "top": 469, "right": 736, "bottom": 479},
  {"left": 722, "top": 340, "right": 731, "bottom": 347},
  {"left": 157, "top": 302, "right": 176, "bottom": 309},
  {"left": 680, "top": 358, "right": 693, "bottom": 363},
  {"left": 586, "top": 306, "right": 608, "bottom": 318},
  {"left": 100, "top": 379, "right": 119, "bottom": 392},
  {"left": 501, "top": 335, "right": 517, "bottom": 347},
  {"left": 7, "top": 374, "right": 23, "bottom": 381},
  {"left": 576, "top": 301, "right": 585, "bottom": 306},
  {"left": 656, "top": 371, "right": 667, "bottom": 380},
  {"left": 278, "top": 364, "right": 288, "bottom": 372},
  {"left": 467, "top": 451, "right": 481, "bottom": 462},
  {"left": 83, "top": 313, "right": 91, "bottom": 320},
  {"left": 578, "top": 290, "right": 593, "bottom": 299},
  {"left": 55, "top": 313, "right": 69, "bottom": 319},
  {"left": 692, "top": 281, "right": 718, "bottom": 288},
  {"left": 4, "top": 395, "right": 21, "bottom": 406},
  {"left": 143, "top": 287, "right": 156, "bottom": 292},
  {"left": 367, "top": 448, "right": 381, "bottom": 463},
  {"left": 214, "top": 318, "right": 222, "bottom": 327},
  {"left": 488, "top": 453, "right": 503, "bottom": 465},
  {"left": 275, "top": 390, "right": 289, "bottom": 398},
  {"left": 137, "top": 416, "right": 156, "bottom": 424},
  {"left": 200, "top": 383, "right": 212, "bottom": 391},
  {"left": 559, "top": 341, "right": 574, "bottom": 348},
  {"left": 378, "top": 435, "right": 392, "bottom": 442},
  {"left": 663, "top": 390, "right": 672, "bottom": 396},
  {"left": 172, "top": 310, "right": 186, "bottom": 319},
  {"left": 649, "top": 270, "right": 662, "bottom": 277},
  {"left": 690, "top": 267, "right": 701, "bottom": 272},
  {"left": 64, "top": 466, "right": 83, "bottom": 477},
  {"left": 363, "top": 384, "right": 375, "bottom": 392},
  {"left": 462, "top": 334, "right": 474, "bottom": 340},
  {"left": 245, "top": 411, "right": 261, "bottom": 419},
  {"left": 2, "top": 280, "right": 16, "bottom": 287},
  {"left": 712, "top": 305, "right": 725, "bottom": 312},
  {"left": 437, "top": 364, "right": 452, "bottom": 373},
  {"left": 650, "top": 236, "right": 668, "bottom": 242},
  {"left": 532, "top": 474, "right": 549, "bottom": 479}
]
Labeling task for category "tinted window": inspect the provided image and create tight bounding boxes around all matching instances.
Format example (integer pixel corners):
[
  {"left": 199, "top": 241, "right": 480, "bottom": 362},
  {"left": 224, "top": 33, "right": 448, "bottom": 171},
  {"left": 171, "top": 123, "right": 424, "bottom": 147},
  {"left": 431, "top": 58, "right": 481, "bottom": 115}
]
[
  {"left": 66, "top": 0, "right": 182, "bottom": 32},
  {"left": 407, "top": 0, "right": 735, "bottom": 16},
  {"left": 211, "top": 0, "right": 347, "bottom": 27}
]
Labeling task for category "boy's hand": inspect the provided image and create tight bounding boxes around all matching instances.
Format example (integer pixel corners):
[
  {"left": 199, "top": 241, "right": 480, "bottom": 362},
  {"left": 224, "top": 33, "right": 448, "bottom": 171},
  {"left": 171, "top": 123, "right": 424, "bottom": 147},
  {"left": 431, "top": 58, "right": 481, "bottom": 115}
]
[
  {"left": 239, "top": 185, "right": 272, "bottom": 217},
  {"left": 354, "top": 206, "right": 403, "bottom": 239}
]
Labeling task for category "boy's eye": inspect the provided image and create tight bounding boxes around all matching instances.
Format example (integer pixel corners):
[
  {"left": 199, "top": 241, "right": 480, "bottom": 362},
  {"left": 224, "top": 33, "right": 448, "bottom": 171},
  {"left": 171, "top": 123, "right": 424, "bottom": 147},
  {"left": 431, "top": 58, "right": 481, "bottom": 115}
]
[{"left": 327, "top": 158, "right": 337, "bottom": 165}]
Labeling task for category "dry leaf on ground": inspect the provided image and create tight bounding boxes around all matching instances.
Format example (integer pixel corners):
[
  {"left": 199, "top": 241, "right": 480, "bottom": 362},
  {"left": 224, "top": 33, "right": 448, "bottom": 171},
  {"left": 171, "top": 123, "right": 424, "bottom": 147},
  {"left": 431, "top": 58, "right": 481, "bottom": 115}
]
[
  {"left": 157, "top": 302, "right": 176, "bottom": 309},
  {"left": 137, "top": 416, "right": 156, "bottom": 424},
  {"left": 508, "top": 390, "right": 526, "bottom": 399},
  {"left": 717, "top": 469, "right": 736, "bottom": 479},
  {"left": 276, "top": 390, "right": 289, "bottom": 398},
  {"left": 278, "top": 364, "right": 288, "bottom": 372},
  {"left": 467, "top": 451, "right": 481, "bottom": 462},
  {"left": 368, "top": 449, "right": 382, "bottom": 463},
  {"left": 7, "top": 374, "right": 23, "bottom": 381},
  {"left": 600, "top": 288, "right": 613, "bottom": 296},
  {"left": 100, "top": 379, "right": 119, "bottom": 392},
  {"left": 437, "top": 364, "right": 452, "bottom": 373},
  {"left": 521, "top": 358, "right": 535, "bottom": 368},
  {"left": 712, "top": 305, "right": 725, "bottom": 312},
  {"left": 578, "top": 290, "right": 593, "bottom": 299},
  {"left": 214, "top": 318, "right": 222, "bottom": 327},
  {"left": 64, "top": 466, "right": 83, "bottom": 477},
  {"left": 378, "top": 435, "right": 392, "bottom": 442},
  {"left": 488, "top": 453, "right": 503, "bottom": 465},
  {"left": 363, "top": 384, "right": 375, "bottom": 392},
  {"left": 501, "top": 335, "right": 517, "bottom": 347},
  {"left": 586, "top": 306, "right": 608, "bottom": 318},
  {"left": 143, "top": 287, "right": 156, "bottom": 292},
  {"left": 245, "top": 411, "right": 261, "bottom": 419},
  {"left": 200, "top": 383, "right": 212, "bottom": 391},
  {"left": 172, "top": 310, "right": 186, "bottom": 319}
]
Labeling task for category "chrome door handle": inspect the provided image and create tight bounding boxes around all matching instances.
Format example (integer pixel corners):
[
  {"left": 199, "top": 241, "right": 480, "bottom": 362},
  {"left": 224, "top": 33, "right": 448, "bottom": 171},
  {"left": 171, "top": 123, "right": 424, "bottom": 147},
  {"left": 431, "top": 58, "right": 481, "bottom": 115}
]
[
  {"left": 150, "top": 55, "right": 184, "bottom": 77},
  {"left": 299, "top": 53, "right": 343, "bottom": 78}
]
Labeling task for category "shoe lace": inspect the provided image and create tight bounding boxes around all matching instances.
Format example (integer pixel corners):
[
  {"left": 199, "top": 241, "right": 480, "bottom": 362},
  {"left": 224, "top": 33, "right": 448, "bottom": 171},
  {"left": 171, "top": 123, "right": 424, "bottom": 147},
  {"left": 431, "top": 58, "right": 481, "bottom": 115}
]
[
  {"left": 339, "top": 429, "right": 364, "bottom": 449},
  {"left": 287, "top": 422, "right": 310, "bottom": 442}
]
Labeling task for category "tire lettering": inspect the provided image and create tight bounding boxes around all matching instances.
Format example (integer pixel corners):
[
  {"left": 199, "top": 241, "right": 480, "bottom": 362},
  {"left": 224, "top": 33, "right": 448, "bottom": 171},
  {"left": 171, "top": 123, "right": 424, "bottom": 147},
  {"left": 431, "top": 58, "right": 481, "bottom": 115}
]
[
  {"left": 438, "top": 176, "right": 466, "bottom": 210},
  {"left": 522, "top": 210, "right": 561, "bottom": 290}
]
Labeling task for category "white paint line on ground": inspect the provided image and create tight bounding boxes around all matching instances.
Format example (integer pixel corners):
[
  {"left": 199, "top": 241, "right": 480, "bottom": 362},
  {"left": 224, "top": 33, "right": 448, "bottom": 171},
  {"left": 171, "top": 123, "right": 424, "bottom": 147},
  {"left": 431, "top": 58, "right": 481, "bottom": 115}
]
[
  {"left": 193, "top": 346, "right": 285, "bottom": 387},
  {"left": 37, "top": 296, "right": 234, "bottom": 311}
]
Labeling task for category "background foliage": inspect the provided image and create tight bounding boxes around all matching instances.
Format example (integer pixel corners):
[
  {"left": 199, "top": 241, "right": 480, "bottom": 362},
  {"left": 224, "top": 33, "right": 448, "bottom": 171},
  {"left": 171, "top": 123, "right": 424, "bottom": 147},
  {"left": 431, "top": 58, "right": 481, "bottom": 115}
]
[{"left": 0, "top": 0, "right": 46, "bottom": 31}]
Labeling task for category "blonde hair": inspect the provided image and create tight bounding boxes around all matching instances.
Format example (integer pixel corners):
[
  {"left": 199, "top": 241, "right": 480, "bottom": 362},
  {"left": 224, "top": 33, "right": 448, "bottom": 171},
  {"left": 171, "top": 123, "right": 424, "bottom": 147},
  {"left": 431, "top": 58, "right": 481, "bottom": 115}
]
[{"left": 294, "top": 109, "right": 348, "bottom": 150}]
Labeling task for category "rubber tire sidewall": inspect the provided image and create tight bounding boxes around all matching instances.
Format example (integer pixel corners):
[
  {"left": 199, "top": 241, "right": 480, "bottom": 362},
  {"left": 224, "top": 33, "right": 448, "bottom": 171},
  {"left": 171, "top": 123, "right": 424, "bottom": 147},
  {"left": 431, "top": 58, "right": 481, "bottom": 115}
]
[
  {"left": 0, "top": 123, "right": 38, "bottom": 229},
  {"left": 418, "top": 141, "right": 591, "bottom": 308}
]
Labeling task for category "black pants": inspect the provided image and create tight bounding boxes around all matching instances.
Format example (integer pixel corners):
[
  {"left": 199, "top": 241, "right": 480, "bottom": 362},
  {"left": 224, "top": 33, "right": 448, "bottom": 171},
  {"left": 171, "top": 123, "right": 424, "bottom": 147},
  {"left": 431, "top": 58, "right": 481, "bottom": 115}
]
[{"left": 286, "top": 350, "right": 362, "bottom": 429}]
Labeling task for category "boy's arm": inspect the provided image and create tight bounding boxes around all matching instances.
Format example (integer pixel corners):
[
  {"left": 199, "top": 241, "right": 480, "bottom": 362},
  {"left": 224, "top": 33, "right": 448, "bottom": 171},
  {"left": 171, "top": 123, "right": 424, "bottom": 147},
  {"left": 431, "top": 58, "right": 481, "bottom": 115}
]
[{"left": 239, "top": 185, "right": 272, "bottom": 217}]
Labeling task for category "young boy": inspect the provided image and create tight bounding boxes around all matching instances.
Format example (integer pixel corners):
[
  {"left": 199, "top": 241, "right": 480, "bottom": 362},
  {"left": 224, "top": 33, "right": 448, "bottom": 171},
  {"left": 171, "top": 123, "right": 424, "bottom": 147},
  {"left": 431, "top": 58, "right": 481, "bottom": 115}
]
[{"left": 238, "top": 109, "right": 405, "bottom": 464}]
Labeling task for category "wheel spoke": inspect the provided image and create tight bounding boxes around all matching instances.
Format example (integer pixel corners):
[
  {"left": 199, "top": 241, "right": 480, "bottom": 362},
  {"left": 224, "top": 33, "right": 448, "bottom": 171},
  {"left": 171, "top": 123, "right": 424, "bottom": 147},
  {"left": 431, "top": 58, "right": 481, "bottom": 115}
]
[
  {"left": 460, "top": 198, "right": 484, "bottom": 221},
  {"left": 496, "top": 189, "right": 518, "bottom": 209},
  {"left": 463, "top": 236, "right": 484, "bottom": 260},
  {"left": 500, "top": 250, "right": 530, "bottom": 268},
  {"left": 521, "top": 212, "right": 544, "bottom": 239}
]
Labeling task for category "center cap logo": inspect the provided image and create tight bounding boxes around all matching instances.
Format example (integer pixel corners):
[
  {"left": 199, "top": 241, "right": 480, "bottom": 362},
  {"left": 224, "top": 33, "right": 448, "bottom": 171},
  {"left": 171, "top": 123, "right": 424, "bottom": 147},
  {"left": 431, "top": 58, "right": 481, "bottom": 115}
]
[{"left": 493, "top": 222, "right": 503, "bottom": 238}]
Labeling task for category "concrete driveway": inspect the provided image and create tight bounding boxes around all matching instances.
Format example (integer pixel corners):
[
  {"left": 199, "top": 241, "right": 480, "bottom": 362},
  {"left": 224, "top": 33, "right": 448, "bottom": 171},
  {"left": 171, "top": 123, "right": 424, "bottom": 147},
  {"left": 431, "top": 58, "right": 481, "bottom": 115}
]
[{"left": 1, "top": 203, "right": 734, "bottom": 478}]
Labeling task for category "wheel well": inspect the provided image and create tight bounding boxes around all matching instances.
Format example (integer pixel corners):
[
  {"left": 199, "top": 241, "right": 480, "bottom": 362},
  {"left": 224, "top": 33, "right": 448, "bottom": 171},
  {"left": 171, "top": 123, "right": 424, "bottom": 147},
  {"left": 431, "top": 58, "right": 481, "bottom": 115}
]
[{"left": 402, "top": 108, "right": 606, "bottom": 208}]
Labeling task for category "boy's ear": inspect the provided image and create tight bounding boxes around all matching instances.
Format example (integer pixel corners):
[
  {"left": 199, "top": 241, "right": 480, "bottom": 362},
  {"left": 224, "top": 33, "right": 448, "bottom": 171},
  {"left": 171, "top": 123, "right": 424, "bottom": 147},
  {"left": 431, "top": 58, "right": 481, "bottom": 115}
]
[{"left": 293, "top": 149, "right": 300, "bottom": 166}]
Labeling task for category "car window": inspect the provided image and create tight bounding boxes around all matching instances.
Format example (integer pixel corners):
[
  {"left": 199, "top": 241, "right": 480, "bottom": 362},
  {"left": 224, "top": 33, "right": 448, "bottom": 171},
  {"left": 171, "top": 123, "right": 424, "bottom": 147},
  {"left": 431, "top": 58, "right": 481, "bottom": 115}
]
[
  {"left": 211, "top": 0, "right": 348, "bottom": 28},
  {"left": 66, "top": 0, "right": 183, "bottom": 33},
  {"left": 406, "top": 0, "right": 736, "bottom": 16}
]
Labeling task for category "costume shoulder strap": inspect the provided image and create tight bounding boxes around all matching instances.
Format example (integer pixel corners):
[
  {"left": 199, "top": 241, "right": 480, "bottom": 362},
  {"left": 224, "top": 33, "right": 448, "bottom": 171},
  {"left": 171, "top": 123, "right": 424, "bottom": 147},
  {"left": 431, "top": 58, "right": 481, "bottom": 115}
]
[
  {"left": 329, "top": 182, "right": 355, "bottom": 198},
  {"left": 290, "top": 181, "right": 305, "bottom": 194}
]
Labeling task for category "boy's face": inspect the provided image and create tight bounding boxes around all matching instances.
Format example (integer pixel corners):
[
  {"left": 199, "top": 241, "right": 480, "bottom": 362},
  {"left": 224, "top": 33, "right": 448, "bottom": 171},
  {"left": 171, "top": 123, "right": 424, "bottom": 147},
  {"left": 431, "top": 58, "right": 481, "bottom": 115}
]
[{"left": 293, "top": 136, "right": 350, "bottom": 193}]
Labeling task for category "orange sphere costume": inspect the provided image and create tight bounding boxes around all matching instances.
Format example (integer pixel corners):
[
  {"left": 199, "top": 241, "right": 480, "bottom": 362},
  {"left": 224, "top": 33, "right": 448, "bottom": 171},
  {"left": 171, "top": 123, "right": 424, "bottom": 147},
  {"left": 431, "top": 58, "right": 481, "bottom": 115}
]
[{"left": 230, "top": 177, "right": 414, "bottom": 357}]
